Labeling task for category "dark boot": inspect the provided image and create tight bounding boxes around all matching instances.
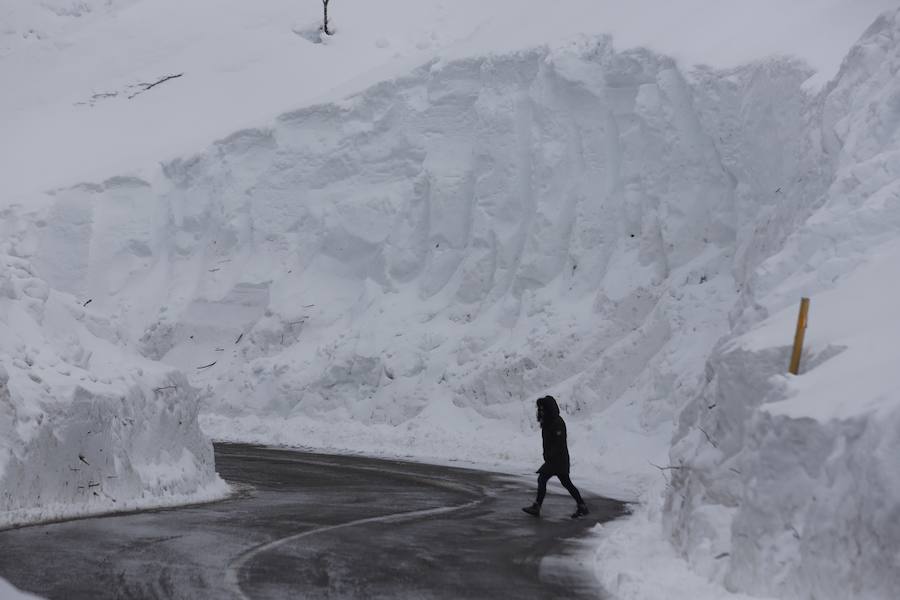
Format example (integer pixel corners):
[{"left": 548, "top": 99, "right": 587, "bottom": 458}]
[
  {"left": 522, "top": 503, "right": 541, "bottom": 517},
  {"left": 570, "top": 503, "right": 589, "bottom": 519}
]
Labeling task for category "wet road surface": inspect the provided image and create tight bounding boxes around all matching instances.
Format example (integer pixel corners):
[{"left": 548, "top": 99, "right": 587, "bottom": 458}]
[{"left": 0, "top": 443, "right": 628, "bottom": 599}]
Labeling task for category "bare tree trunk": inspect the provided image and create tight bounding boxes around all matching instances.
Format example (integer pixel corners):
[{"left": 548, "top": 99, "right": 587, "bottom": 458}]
[{"left": 322, "top": 0, "right": 331, "bottom": 35}]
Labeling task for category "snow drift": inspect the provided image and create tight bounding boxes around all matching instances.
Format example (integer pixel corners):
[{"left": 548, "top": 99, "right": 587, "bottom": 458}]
[{"left": 0, "top": 253, "right": 227, "bottom": 528}]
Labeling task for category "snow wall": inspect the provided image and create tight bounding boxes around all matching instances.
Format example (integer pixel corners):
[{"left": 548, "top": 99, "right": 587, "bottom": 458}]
[
  {"left": 4, "top": 36, "right": 816, "bottom": 492},
  {"left": 0, "top": 252, "right": 227, "bottom": 528},
  {"left": 663, "top": 11, "right": 900, "bottom": 599}
]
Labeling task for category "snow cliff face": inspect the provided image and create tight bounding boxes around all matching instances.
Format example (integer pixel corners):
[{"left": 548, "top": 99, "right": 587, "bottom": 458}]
[
  {"left": 3, "top": 38, "right": 818, "bottom": 486},
  {"left": 0, "top": 253, "right": 226, "bottom": 527},
  {"left": 157, "top": 42, "right": 737, "bottom": 423},
  {"left": 664, "top": 11, "right": 900, "bottom": 599}
]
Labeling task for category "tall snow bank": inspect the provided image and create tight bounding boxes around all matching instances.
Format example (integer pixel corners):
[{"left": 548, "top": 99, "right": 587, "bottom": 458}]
[
  {"left": 662, "top": 10, "right": 900, "bottom": 598},
  {"left": 0, "top": 254, "right": 227, "bottom": 528},
  {"left": 1, "top": 36, "right": 822, "bottom": 496}
]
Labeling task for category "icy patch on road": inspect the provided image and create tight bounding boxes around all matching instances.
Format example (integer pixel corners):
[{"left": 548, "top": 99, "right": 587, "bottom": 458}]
[{"left": 0, "top": 255, "right": 228, "bottom": 529}]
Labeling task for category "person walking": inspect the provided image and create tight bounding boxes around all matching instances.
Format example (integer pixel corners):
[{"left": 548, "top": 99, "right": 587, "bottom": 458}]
[{"left": 522, "top": 395, "right": 589, "bottom": 519}]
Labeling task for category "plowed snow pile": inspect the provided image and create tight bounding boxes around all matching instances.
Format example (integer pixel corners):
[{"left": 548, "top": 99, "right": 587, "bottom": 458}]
[
  {"left": 0, "top": 255, "right": 227, "bottom": 528},
  {"left": 1, "top": 0, "right": 899, "bottom": 598},
  {"left": 599, "top": 11, "right": 900, "bottom": 600}
]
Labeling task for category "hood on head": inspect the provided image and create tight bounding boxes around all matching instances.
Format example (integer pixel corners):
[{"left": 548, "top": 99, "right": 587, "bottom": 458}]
[{"left": 537, "top": 395, "right": 560, "bottom": 419}]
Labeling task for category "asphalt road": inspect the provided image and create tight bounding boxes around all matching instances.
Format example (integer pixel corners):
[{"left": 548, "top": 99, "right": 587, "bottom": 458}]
[{"left": 0, "top": 443, "right": 628, "bottom": 599}]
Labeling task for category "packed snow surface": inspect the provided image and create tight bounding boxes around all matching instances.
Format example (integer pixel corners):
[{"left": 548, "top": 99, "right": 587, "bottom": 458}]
[
  {"left": 0, "top": 577, "right": 42, "bottom": 600},
  {"left": 2, "top": 1, "right": 900, "bottom": 598}
]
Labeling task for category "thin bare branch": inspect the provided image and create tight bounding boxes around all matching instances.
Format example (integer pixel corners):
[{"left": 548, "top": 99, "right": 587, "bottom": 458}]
[{"left": 127, "top": 73, "right": 184, "bottom": 99}]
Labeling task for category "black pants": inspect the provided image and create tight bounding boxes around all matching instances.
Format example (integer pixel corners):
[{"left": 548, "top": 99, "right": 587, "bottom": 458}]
[{"left": 536, "top": 472, "right": 584, "bottom": 505}]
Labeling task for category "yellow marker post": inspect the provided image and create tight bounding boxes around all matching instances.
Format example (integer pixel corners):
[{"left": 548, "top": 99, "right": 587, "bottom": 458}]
[{"left": 788, "top": 297, "right": 810, "bottom": 375}]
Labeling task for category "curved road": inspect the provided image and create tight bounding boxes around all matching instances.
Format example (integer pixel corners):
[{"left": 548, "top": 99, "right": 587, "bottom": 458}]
[{"left": 0, "top": 443, "right": 628, "bottom": 599}]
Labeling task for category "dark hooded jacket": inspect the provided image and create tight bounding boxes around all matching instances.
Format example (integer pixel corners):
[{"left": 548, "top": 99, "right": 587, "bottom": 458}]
[{"left": 537, "top": 396, "right": 570, "bottom": 475}]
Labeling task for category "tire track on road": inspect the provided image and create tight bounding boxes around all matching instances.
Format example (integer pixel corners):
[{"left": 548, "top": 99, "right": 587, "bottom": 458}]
[{"left": 224, "top": 499, "right": 483, "bottom": 600}]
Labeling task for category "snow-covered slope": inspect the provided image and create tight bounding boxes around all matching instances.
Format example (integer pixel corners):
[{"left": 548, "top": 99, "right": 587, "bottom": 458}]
[
  {"left": 3, "top": 0, "right": 896, "bottom": 198},
  {"left": 0, "top": 252, "right": 227, "bottom": 527}
]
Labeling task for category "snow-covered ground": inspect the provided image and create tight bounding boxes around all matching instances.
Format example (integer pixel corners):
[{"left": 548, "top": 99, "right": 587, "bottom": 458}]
[
  {"left": 2, "top": 1, "right": 900, "bottom": 598},
  {"left": 0, "top": 577, "right": 41, "bottom": 600},
  {"left": 3, "top": 0, "right": 896, "bottom": 199}
]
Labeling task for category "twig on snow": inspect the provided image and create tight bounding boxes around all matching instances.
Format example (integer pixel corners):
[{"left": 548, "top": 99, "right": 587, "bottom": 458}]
[
  {"left": 698, "top": 426, "right": 719, "bottom": 448},
  {"left": 648, "top": 461, "right": 686, "bottom": 471},
  {"left": 196, "top": 361, "right": 217, "bottom": 370},
  {"left": 648, "top": 460, "right": 685, "bottom": 487},
  {"left": 127, "top": 73, "right": 184, "bottom": 99}
]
